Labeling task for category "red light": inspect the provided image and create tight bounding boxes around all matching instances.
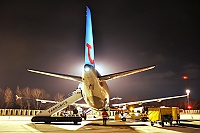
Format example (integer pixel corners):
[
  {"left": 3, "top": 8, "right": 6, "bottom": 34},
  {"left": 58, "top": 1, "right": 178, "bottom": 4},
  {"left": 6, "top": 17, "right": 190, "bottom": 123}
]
[
  {"left": 183, "top": 76, "right": 188, "bottom": 80},
  {"left": 188, "top": 106, "right": 192, "bottom": 109}
]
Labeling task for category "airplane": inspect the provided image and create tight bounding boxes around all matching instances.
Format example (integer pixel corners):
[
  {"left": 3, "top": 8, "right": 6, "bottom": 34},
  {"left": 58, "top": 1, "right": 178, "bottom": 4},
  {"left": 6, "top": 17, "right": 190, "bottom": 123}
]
[
  {"left": 16, "top": 95, "right": 59, "bottom": 104},
  {"left": 27, "top": 7, "right": 187, "bottom": 113}
]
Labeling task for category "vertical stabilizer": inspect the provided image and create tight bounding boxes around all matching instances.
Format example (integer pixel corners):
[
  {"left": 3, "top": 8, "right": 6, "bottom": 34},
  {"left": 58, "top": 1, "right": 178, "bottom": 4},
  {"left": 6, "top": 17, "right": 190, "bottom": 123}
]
[{"left": 85, "top": 6, "right": 95, "bottom": 67}]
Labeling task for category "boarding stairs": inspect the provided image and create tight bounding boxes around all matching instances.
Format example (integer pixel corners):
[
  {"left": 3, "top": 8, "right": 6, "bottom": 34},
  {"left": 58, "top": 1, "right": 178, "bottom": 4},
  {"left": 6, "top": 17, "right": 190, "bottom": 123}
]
[{"left": 36, "top": 89, "right": 82, "bottom": 116}]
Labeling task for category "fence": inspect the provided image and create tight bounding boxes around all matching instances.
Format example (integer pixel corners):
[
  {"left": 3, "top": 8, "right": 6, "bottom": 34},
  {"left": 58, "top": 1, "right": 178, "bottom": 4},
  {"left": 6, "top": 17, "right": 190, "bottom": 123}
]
[
  {"left": 183, "top": 109, "right": 200, "bottom": 114},
  {"left": 0, "top": 109, "right": 199, "bottom": 116}
]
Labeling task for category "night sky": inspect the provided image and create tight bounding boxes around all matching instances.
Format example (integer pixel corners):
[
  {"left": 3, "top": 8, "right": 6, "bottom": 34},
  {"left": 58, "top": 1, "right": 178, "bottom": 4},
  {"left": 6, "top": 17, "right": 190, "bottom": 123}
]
[{"left": 0, "top": 0, "right": 199, "bottom": 101}]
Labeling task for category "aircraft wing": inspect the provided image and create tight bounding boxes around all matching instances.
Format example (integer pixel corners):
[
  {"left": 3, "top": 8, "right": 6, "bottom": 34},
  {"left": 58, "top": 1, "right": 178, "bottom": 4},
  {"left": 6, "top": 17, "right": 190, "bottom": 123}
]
[
  {"left": 112, "top": 94, "right": 188, "bottom": 107},
  {"left": 99, "top": 65, "right": 155, "bottom": 81},
  {"left": 34, "top": 99, "right": 86, "bottom": 105},
  {"left": 35, "top": 99, "right": 59, "bottom": 104},
  {"left": 27, "top": 69, "right": 82, "bottom": 82}
]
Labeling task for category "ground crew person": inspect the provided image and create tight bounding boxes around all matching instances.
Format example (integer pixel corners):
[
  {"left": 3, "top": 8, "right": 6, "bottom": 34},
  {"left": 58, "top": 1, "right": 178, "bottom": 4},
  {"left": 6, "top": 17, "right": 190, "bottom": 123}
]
[
  {"left": 73, "top": 107, "right": 78, "bottom": 116},
  {"left": 102, "top": 109, "right": 108, "bottom": 125}
]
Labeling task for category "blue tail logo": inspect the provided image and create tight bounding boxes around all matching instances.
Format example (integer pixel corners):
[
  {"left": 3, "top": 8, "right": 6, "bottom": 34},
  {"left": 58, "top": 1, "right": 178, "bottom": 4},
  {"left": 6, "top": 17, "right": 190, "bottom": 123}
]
[{"left": 85, "top": 7, "right": 95, "bottom": 67}]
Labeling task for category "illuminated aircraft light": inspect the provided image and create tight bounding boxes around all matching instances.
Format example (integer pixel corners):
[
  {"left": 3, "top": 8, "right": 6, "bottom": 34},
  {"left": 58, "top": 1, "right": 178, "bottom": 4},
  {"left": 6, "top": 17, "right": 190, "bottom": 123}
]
[
  {"left": 135, "top": 113, "right": 139, "bottom": 116},
  {"left": 186, "top": 89, "right": 190, "bottom": 95},
  {"left": 183, "top": 76, "right": 188, "bottom": 80},
  {"left": 84, "top": 66, "right": 90, "bottom": 72}
]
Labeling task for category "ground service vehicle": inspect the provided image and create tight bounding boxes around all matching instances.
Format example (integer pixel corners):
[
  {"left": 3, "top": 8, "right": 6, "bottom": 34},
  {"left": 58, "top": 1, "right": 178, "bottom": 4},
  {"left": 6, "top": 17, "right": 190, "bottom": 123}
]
[
  {"left": 171, "top": 107, "right": 180, "bottom": 124},
  {"left": 114, "top": 107, "right": 148, "bottom": 122},
  {"left": 130, "top": 112, "right": 148, "bottom": 122},
  {"left": 128, "top": 106, "right": 148, "bottom": 122},
  {"left": 148, "top": 107, "right": 180, "bottom": 127}
]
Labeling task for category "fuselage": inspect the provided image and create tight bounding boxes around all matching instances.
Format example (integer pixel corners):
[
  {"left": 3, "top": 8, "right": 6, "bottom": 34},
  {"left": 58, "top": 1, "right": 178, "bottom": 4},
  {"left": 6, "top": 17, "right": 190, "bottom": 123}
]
[{"left": 82, "top": 64, "right": 109, "bottom": 109}]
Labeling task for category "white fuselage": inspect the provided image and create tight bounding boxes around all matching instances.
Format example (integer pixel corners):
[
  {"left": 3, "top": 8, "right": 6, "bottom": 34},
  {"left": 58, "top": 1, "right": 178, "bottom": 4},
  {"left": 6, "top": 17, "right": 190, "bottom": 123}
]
[{"left": 82, "top": 64, "right": 109, "bottom": 109}]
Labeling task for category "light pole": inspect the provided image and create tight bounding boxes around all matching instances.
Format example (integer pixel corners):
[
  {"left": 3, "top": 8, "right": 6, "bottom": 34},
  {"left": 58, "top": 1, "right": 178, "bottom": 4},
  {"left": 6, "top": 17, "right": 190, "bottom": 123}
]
[
  {"left": 183, "top": 76, "right": 190, "bottom": 109},
  {"left": 186, "top": 89, "right": 190, "bottom": 109}
]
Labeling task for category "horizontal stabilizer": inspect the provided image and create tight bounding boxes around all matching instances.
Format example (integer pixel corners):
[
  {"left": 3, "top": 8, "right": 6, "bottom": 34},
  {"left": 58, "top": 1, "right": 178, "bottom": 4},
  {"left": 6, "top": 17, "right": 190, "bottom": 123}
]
[
  {"left": 27, "top": 69, "right": 82, "bottom": 82},
  {"left": 99, "top": 65, "right": 155, "bottom": 81}
]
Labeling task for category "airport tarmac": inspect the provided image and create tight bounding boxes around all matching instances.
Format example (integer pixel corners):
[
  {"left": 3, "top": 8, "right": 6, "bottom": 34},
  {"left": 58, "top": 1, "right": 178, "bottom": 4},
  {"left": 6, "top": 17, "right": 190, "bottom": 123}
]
[{"left": 0, "top": 116, "right": 199, "bottom": 133}]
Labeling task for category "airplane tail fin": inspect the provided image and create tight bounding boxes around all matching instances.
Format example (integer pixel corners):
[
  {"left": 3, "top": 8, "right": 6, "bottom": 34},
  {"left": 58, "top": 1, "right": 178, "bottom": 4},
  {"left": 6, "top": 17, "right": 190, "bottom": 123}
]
[{"left": 85, "top": 6, "right": 95, "bottom": 67}]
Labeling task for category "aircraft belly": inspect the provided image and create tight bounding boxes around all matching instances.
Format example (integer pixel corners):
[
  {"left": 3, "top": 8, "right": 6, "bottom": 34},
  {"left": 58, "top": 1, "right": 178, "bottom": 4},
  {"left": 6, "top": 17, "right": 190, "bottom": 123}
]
[
  {"left": 83, "top": 67, "right": 109, "bottom": 109},
  {"left": 83, "top": 83, "right": 106, "bottom": 109}
]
